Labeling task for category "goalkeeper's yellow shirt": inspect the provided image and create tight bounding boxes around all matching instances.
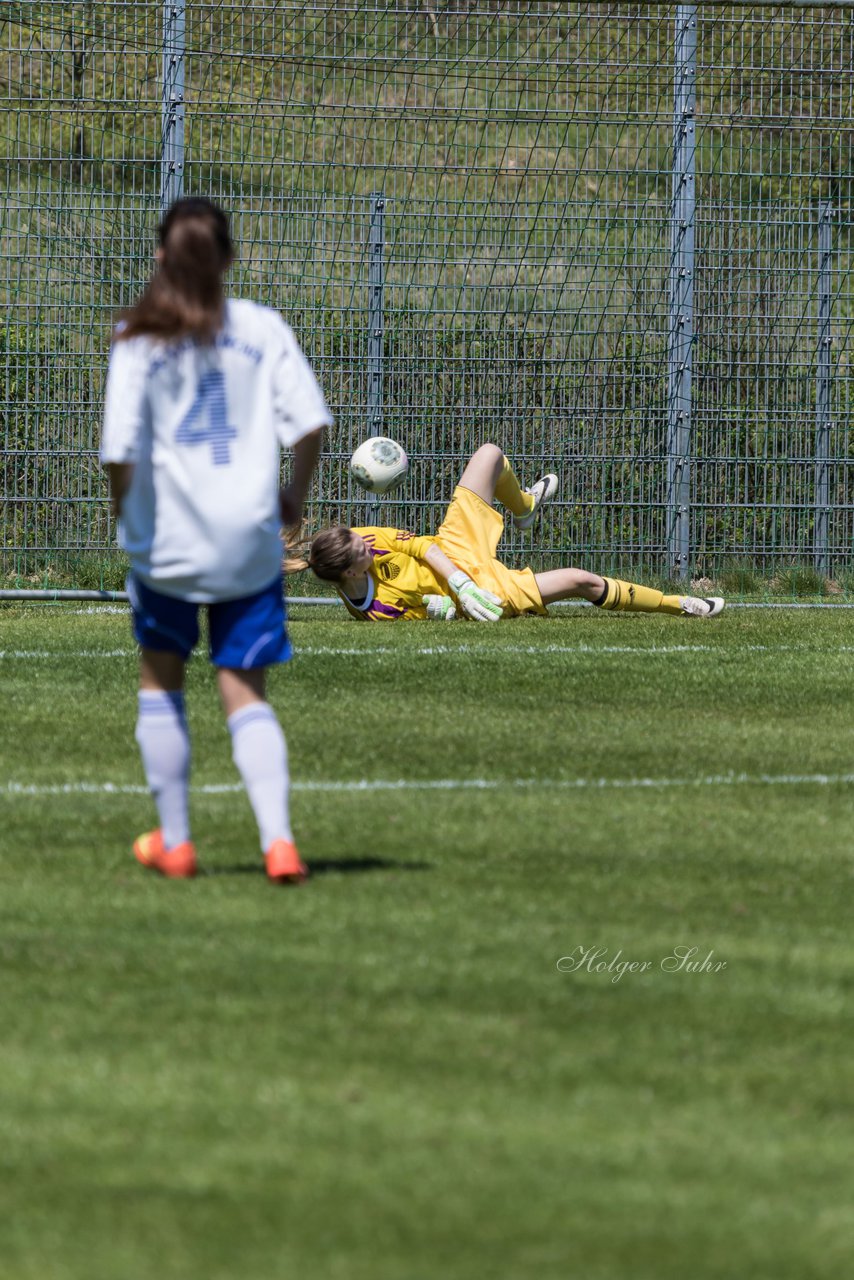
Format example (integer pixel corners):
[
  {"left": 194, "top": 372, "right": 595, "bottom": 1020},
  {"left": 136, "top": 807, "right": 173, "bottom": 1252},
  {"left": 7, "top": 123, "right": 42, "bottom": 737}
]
[{"left": 336, "top": 526, "right": 439, "bottom": 621}]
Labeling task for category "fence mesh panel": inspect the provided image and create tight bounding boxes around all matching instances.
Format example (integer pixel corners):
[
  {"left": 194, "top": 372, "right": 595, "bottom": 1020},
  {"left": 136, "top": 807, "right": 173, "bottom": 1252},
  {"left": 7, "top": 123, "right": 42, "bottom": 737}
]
[{"left": 1, "top": 2, "right": 851, "bottom": 585}]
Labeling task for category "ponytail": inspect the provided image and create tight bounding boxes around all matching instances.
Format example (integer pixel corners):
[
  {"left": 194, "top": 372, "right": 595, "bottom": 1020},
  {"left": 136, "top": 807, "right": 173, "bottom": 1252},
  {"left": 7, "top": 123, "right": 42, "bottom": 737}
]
[
  {"left": 116, "top": 197, "right": 234, "bottom": 343},
  {"left": 283, "top": 522, "right": 313, "bottom": 575}
]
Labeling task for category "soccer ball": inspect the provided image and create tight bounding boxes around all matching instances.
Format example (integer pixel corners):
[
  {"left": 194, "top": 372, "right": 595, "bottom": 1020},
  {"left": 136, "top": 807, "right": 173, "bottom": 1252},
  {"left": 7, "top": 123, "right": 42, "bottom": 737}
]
[{"left": 349, "top": 436, "right": 409, "bottom": 495}]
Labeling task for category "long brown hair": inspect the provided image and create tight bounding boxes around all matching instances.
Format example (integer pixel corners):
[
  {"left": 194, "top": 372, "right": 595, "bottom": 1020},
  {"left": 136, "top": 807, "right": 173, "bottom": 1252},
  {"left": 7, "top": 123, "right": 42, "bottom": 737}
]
[
  {"left": 115, "top": 197, "right": 234, "bottom": 343},
  {"left": 284, "top": 525, "right": 355, "bottom": 580}
]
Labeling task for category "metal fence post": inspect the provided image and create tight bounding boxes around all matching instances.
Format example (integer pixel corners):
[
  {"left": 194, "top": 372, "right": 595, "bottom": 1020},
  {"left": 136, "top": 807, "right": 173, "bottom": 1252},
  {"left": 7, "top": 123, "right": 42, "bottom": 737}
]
[
  {"left": 368, "top": 192, "right": 386, "bottom": 437},
  {"left": 666, "top": 4, "right": 696, "bottom": 580},
  {"left": 160, "top": 3, "right": 186, "bottom": 216},
  {"left": 814, "top": 201, "right": 833, "bottom": 576},
  {"left": 364, "top": 192, "right": 386, "bottom": 520}
]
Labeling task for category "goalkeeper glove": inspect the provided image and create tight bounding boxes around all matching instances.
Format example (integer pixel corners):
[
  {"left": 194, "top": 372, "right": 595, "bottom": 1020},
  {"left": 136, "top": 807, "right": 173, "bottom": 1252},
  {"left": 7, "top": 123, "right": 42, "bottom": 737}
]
[
  {"left": 422, "top": 594, "right": 457, "bottom": 621},
  {"left": 447, "top": 570, "right": 503, "bottom": 623}
]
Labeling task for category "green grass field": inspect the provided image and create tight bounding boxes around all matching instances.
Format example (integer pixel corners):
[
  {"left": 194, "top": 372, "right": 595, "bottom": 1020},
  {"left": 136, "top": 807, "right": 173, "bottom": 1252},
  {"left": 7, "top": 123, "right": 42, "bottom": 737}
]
[{"left": 2, "top": 603, "right": 853, "bottom": 1280}]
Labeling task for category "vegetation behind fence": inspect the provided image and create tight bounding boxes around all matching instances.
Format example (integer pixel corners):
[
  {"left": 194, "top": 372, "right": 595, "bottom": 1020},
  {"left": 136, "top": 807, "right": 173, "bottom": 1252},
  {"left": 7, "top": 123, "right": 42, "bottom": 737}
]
[{"left": 1, "top": 2, "right": 851, "bottom": 585}]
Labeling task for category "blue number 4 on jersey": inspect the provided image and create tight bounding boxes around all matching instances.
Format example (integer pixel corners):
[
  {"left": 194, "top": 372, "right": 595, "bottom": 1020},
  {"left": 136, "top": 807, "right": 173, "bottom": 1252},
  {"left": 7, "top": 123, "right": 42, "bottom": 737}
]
[{"left": 175, "top": 368, "right": 238, "bottom": 465}]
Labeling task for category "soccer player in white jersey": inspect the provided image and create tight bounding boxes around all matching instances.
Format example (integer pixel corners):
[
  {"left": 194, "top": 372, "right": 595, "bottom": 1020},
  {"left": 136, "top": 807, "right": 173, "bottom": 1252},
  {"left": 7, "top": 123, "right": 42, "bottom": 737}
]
[{"left": 101, "top": 197, "right": 332, "bottom": 883}]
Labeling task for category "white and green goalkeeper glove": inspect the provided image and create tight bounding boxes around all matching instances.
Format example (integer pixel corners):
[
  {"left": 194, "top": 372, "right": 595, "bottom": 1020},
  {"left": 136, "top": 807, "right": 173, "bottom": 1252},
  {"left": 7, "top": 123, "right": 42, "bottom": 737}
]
[
  {"left": 447, "top": 570, "right": 503, "bottom": 623},
  {"left": 422, "top": 594, "right": 457, "bottom": 622}
]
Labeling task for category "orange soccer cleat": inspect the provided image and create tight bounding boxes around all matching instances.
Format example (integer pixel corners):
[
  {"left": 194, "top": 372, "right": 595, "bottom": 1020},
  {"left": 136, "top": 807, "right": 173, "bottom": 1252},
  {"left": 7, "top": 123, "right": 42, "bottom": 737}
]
[
  {"left": 265, "top": 838, "right": 308, "bottom": 885},
  {"left": 133, "top": 829, "right": 198, "bottom": 879}
]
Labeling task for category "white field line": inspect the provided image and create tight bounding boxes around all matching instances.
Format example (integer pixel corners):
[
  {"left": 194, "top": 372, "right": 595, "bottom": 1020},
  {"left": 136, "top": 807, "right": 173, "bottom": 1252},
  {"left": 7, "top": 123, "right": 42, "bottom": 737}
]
[
  {"left": 292, "top": 642, "right": 854, "bottom": 656},
  {"left": 42, "top": 602, "right": 854, "bottom": 613},
  {"left": 5, "top": 772, "right": 854, "bottom": 799},
  {"left": 68, "top": 606, "right": 128, "bottom": 614},
  {"left": 0, "top": 650, "right": 136, "bottom": 659},
  {"left": 3, "top": 643, "right": 854, "bottom": 660}
]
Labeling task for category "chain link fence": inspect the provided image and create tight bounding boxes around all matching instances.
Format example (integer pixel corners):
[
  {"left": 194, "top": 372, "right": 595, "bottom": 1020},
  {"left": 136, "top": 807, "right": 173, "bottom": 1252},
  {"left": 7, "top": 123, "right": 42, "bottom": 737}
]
[{"left": 1, "top": 2, "right": 852, "bottom": 587}]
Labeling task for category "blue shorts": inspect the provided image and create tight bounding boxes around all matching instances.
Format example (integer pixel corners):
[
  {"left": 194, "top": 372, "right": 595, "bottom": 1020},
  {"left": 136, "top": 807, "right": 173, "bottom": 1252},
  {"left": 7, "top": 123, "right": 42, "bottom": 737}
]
[{"left": 127, "top": 574, "right": 292, "bottom": 668}]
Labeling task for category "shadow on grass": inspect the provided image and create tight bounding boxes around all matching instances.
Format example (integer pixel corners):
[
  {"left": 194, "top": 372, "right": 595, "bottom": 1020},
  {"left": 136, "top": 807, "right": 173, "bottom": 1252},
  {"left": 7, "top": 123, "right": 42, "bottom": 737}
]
[{"left": 206, "top": 856, "right": 432, "bottom": 877}]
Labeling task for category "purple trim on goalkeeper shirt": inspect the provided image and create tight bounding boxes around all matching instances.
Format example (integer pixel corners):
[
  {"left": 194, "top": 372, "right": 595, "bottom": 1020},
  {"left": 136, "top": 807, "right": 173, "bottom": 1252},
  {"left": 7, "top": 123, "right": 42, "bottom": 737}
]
[
  {"left": 367, "top": 600, "right": 406, "bottom": 620},
  {"left": 361, "top": 534, "right": 389, "bottom": 559}
]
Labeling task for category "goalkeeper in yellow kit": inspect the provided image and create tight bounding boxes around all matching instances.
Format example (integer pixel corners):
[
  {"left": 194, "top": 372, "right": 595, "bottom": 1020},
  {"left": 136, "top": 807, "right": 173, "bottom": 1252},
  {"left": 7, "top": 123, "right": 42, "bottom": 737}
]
[{"left": 304, "top": 443, "right": 724, "bottom": 623}]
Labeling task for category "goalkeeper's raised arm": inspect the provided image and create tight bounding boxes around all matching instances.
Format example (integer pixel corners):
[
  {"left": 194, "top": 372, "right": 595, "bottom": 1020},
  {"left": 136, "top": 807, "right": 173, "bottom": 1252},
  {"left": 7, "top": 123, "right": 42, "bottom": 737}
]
[{"left": 303, "top": 443, "right": 724, "bottom": 624}]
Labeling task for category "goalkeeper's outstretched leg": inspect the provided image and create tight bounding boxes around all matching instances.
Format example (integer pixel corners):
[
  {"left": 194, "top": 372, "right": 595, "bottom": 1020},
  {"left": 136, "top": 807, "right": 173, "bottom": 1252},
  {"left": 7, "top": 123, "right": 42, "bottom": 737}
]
[
  {"left": 534, "top": 568, "right": 725, "bottom": 619},
  {"left": 456, "top": 445, "right": 723, "bottom": 618},
  {"left": 456, "top": 443, "right": 558, "bottom": 531}
]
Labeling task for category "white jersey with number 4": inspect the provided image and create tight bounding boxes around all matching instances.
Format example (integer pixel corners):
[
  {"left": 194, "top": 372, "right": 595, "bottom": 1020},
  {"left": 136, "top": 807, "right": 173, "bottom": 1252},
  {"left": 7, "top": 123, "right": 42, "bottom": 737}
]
[{"left": 100, "top": 298, "right": 332, "bottom": 602}]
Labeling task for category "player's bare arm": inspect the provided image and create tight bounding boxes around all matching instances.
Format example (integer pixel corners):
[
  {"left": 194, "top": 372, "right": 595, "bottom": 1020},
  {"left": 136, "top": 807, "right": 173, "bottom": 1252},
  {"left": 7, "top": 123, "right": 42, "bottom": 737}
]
[
  {"left": 280, "top": 426, "right": 324, "bottom": 526},
  {"left": 106, "top": 462, "right": 134, "bottom": 518}
]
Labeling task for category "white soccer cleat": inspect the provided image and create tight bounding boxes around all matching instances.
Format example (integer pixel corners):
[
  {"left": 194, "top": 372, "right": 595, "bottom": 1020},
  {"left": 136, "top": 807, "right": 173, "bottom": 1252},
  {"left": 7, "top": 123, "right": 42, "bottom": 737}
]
[
  {"left": 513, "top": 473, "right": 559, "bottom": 531},
  {"left": 680, "top": 595, "right": 725, "bottom": 618}
]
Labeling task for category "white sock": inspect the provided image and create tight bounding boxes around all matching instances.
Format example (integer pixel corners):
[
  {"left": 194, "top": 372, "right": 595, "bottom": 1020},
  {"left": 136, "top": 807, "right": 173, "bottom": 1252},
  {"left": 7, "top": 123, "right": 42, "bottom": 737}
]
[
  {"left": 135, "top": 690, "right": 191, "bottom": 849},
  {"left": 227, "top": 702, "right": 293, "bottom": 851}
]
